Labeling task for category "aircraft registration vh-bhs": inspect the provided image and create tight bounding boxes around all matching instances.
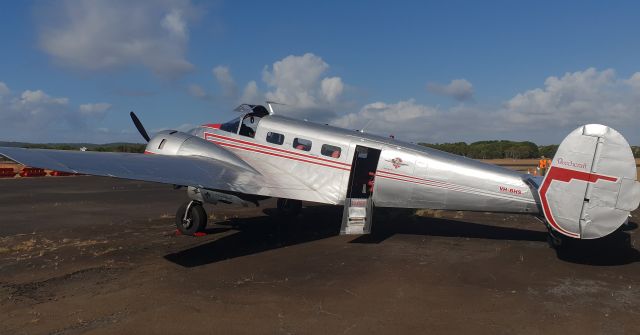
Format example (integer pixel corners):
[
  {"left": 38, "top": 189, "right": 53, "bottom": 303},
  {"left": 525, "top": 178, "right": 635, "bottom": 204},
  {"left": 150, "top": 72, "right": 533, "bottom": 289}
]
[{"left": 1, "top": 103, "right": 639, "bottom": 248}]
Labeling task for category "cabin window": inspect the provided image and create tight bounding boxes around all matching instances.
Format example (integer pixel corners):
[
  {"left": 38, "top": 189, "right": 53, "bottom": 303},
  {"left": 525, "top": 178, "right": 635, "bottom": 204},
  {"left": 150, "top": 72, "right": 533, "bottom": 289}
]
[
  {"left": 158, "top": 139, "right": 167, "bottom": 150},
  {"left": 321, "top": 144, "right": 341, "bottom": 158},
  {"left": 293, "top": 138, "right": 312, "bottom": 151},
  {"left": 266, "top": 132, "right": 285, "bottom": 145}
]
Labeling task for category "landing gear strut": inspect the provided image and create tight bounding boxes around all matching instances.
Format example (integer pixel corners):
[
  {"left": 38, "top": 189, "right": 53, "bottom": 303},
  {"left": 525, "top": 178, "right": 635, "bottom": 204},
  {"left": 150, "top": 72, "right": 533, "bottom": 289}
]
[
  {"left": 276, "top": 198, "right": 302, "bottom": 218},
  {"left": 176, "top": 200, "right": 207, "bottom": 235},
  {"left": 546, "top": 228, "right": 565, "bottom": 250}
]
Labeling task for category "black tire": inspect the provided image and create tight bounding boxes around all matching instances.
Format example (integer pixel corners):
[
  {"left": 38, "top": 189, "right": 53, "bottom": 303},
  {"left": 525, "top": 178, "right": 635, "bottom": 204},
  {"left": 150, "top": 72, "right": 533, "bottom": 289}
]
[
  {"left": 175, "top": 201, "right": 207, "bottom": 235},
  {"left": 276, "top": 198, "right": 302, "bottom": 218}
]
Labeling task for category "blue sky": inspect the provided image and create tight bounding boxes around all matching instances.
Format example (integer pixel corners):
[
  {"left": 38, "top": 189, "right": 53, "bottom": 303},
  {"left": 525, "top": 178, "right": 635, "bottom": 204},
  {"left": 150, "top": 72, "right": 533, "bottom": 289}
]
[{"left": 0, "top": 0, "right": 638, "bottom": 144}]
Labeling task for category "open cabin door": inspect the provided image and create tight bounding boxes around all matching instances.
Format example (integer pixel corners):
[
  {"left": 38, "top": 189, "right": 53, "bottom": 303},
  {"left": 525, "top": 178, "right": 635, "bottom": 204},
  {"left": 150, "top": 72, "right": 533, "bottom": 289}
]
[{"left": 341, "top": 146, "right": 381, "bottom": 235}]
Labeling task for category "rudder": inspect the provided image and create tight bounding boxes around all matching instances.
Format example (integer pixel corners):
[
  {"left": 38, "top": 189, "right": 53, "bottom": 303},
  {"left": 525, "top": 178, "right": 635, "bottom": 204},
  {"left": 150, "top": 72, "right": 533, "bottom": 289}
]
[{"left": 539, "top": 124, "right": 640, "bottom": 239}]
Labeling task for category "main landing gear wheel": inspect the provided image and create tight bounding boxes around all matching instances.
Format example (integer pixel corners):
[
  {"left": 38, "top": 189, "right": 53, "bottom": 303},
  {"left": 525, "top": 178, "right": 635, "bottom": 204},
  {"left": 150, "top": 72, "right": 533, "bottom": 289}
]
[
  {"left": 276, "top": 198, "right": 302, "bottom": 218},
  {"left": 176, "top": 201, "right": 207, "bottom": 235}
]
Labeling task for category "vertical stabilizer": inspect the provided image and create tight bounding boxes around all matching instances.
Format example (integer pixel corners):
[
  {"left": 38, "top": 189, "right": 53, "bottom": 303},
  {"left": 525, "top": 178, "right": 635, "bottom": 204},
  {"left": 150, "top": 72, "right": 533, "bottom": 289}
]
[{"left": 539, "top": 124, "right": 640, "bottom": 239}]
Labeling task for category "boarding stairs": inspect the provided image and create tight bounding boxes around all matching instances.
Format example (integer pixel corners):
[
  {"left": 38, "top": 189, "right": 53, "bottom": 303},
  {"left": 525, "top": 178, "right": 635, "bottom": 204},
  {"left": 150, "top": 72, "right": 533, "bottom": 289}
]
[{"left": 340, "top": 197, "right": 373, "bottom": 235}]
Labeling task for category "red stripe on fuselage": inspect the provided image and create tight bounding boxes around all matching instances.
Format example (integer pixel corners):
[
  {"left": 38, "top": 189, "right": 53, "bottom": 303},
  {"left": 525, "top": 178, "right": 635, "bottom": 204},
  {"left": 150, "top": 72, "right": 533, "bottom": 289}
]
[
  {"left": 204, "top": 132, "right": 351, "bottom": 167},
  {"left": 377, "top": 170, "right": 454, "bottom": 188},
  {"left": 208, "top": 139, "right": 351, "bottom": 171},
  {"left": 376, "top": 170, "right": 527, "bottom": 201},
  {"left": 539, "top": 166, "right": 618, "bottom": 238},
  {"left": 376, "top": 170, "right": 520, "bottom": 197},
  {"left": 202, "top": 124, "right": 221, "bottom": 129},
  {"left": 376, "top": 173, "right": 464, "bottom": 193}
]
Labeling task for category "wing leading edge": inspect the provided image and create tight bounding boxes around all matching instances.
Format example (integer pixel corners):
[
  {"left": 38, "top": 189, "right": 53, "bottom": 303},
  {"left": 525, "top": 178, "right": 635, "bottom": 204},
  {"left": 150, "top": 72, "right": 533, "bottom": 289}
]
[{"left": 0, "top": 147, "right": 278, "bottom": 195}]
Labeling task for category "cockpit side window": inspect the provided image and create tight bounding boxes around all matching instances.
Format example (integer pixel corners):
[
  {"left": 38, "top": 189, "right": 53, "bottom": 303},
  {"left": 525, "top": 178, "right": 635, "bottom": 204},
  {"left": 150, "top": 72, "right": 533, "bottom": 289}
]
[
  {"left": 220, "top": 116, "right": 241, "bottom": 134},
  {"left": 239, "top": 113, "right": 262, "bottom": 138}
]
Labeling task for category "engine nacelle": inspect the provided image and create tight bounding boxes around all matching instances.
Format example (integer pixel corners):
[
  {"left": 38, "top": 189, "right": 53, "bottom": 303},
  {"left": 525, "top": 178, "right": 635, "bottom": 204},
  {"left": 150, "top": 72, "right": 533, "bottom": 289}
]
[
  {"left": 145, "top": 130, "right": 256, "bottom": 173},
  {"left": 187, "top": 186, "right": 267, "bottom": 207}
]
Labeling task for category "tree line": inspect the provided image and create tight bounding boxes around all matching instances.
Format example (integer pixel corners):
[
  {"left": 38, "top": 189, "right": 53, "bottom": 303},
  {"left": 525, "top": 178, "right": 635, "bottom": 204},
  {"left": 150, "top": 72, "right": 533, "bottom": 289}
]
[
  {"left": 419, "top": 141, "right": 640, "bottom": 159},
  {"left": 0, "top": 142, "right": 146, "bottom": 153},
  {"left": 418, "top": 141, "right": 557, "bottom": 159}
]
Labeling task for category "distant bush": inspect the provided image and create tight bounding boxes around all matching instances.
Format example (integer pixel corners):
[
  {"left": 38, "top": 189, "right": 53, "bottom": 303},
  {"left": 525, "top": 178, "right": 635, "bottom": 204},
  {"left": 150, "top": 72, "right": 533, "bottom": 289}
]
[
  {"left": 538, "top": 145, "right": 559, "bottom": 158},
  {"left": 419, "top": 140, "right": 540, "bottom": 159},
  {"left": 419, "top": 141, "right": 639, "bottom": 159},
  {"left": 419, "top": 142, "right": 468, "bottom": 156},
  {"left": 9, "top": 143, "right": 146, "bottom": 153},
  {"left": 24, "top": 144, "right": 79, "bottom": 151},
  {"left": 90, "top": 144, "right": 146, "bottom": 153}
]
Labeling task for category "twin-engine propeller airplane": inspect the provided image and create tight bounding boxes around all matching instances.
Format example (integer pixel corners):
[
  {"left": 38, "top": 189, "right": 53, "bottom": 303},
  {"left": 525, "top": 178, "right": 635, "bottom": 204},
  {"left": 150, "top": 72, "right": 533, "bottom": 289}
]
[{"left": 1, "top": 103, "right": 639, "bottom": 248}]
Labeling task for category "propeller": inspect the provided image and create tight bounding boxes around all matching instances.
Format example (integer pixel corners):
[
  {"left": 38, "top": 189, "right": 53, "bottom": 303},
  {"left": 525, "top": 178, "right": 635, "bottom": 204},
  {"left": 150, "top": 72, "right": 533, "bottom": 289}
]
[{"left": 130, "top": 111, "right": 150, "bottom": 142}]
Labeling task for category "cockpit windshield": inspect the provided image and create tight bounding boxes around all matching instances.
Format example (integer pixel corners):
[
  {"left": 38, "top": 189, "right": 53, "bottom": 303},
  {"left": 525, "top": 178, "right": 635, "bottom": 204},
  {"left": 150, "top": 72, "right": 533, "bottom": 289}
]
[
  {"left": 220, "top": 116, "right": 241, "bottom": 133},
  {"left": 219, "top": 115, "right": 262, "bottom": 137},
  {"left": 219, "top": 104, "right": 269, "bottom": 137}
]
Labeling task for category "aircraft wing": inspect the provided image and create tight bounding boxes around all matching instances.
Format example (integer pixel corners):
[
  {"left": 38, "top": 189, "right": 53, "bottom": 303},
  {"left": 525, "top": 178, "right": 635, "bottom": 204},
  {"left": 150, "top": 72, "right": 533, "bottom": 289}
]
[{"left": 0, "top": 147, "right": 312, "bottom": 198}]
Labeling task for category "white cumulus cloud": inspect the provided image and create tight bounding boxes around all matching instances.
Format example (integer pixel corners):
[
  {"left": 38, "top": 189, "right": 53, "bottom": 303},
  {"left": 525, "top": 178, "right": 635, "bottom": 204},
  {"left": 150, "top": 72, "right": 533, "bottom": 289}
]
[
  {"left": 262, "top": 53, "right": 345, "bottom": 109},
  {"left": 336, "top": 68, "right": 640, "bottom": 144},
  {"left": 195, "top": 53, "right": 347, "bottom": 120},
  {"left": 500, "top": 68, "right": 639, "bottom": 131},
  {"left": 212, "top": 65, "right": 238, "bottom": 98},
  {"left": 331, "top": 99, "right": 472, "bottom": 141},
  {"left": 321, "top": 77, "right": 344, "bottom": 103},
  {"left": 0, "top": 81, "right": 114, "bottom": 142},
  {"left": 240, "top": 81, "right": 260, "bottom": 104},
  {"left": 14, "top": 90, "right": 69, "bottom": 113},
  {"left": 427, "top": 79, "right": 474, "bottom": 101},
  {"left": 258, "top": 53, "right": 347, "bottom": 121},
  {"left": 79, "top": 102, "right": 112, "bottom": 117},
  {"left": 0, "top": 82, "right": 9, "bottom": 96},
  {"left": 161, "top": 9, "right": 188, "bottom": 39},
  {"left": 188, "top": 84, "right": 208, "bottom": 99},
  {"left": 36, "top": 0, "right": 198, "bottom": 80},
  {"left": 625, "top": 72, "right": 640, "bottom": 93}
]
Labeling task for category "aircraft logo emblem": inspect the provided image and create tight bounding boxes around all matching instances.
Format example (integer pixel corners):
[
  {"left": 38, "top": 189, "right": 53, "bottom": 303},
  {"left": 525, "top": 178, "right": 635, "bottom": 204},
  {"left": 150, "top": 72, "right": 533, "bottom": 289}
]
[{"left": 388, "top": 157, "right": 408, "bottom": 169}]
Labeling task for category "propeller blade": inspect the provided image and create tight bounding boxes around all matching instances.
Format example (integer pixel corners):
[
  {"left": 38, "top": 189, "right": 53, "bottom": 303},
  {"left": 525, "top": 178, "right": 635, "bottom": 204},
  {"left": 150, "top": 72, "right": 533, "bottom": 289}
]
[{"left": 130, "top": 111, "right": 150, "bottom": 142}]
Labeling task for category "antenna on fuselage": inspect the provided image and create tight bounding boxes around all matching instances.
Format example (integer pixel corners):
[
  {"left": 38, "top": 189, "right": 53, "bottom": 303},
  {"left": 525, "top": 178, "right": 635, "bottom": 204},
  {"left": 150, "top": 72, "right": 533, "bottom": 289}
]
[
  {"left": 265, "top": 100, "right": 286, "bottom": 115},
  {"left": 359, "top": 119, "right": 374, "bottom": 133}
]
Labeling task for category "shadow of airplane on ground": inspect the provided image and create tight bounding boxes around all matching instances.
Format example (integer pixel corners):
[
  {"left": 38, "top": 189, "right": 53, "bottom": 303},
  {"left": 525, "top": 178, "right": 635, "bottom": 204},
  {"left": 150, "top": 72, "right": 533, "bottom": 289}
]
[
  {"left": 164, "top": 206, "right": 639, "bottom": 268},
  {"left": 351, "top": 208, "right": 548, "bottom": 244},
  {"left": 553, "top": 220, "right": 640, "bottom": 266},
  {"left": 164, "top": 205, "right": 344, "bottom": 268}
]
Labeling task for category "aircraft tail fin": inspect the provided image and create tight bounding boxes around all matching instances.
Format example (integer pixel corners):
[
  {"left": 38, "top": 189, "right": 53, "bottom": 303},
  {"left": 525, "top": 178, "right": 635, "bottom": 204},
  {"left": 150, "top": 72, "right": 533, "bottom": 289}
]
[{"left": 539, "top": 124, "right": 640, "bottom": 239}]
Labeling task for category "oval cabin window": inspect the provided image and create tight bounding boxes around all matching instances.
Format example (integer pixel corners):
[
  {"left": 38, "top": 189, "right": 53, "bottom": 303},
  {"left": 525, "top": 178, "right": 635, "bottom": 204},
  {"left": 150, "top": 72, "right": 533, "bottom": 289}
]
[
  {"left": 293, "top": 138, "right": 312, "bottom": 151},
  {"left": 321, "top": 144, "right": 341, "bottom": 158}
]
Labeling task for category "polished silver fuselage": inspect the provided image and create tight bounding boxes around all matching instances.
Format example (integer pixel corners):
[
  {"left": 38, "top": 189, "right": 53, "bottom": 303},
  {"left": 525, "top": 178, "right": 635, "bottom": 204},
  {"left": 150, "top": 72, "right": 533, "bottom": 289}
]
[
  {"left": 4, "top": 111, "right": 637, "bottom": 240},
  {"left": 194, "top": 114, "right": 540, "bottom": 214}
]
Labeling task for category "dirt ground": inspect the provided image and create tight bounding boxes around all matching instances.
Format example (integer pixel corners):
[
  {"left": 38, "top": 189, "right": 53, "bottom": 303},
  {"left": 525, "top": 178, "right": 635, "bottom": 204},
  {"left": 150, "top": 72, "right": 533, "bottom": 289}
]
[{"left": 1, "top": 176, "right": 639, "bottom": 335}]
